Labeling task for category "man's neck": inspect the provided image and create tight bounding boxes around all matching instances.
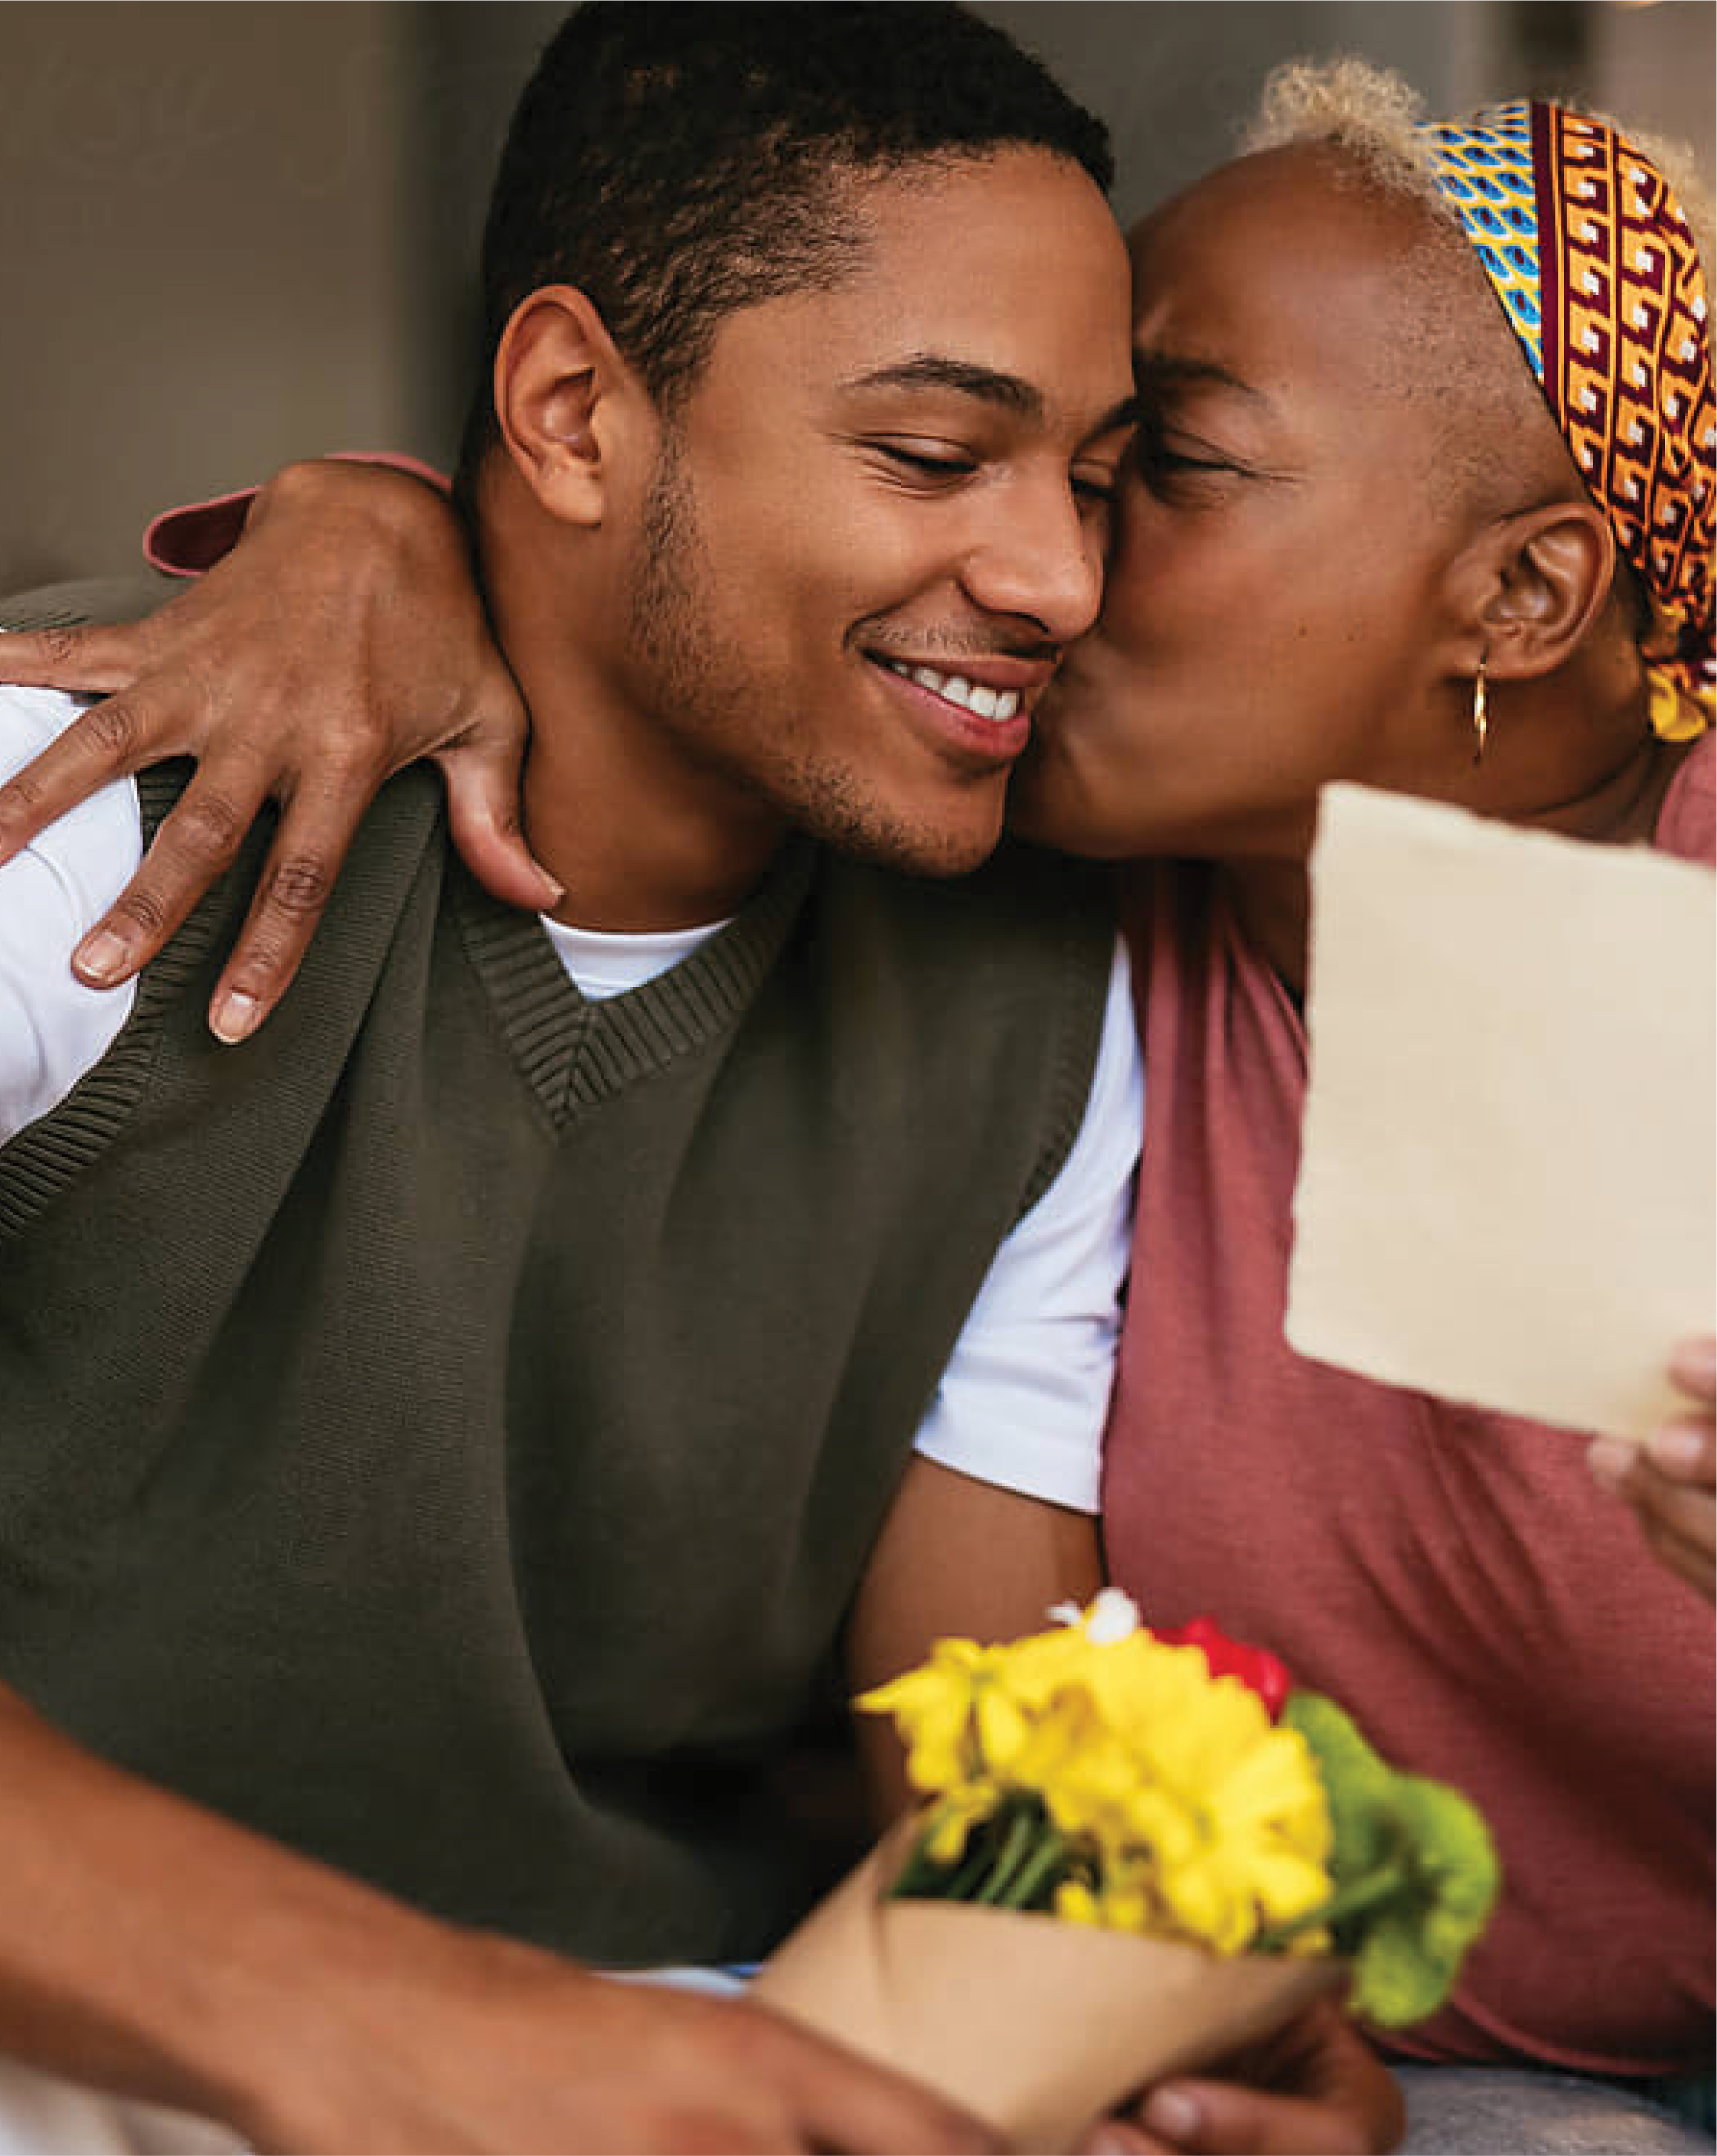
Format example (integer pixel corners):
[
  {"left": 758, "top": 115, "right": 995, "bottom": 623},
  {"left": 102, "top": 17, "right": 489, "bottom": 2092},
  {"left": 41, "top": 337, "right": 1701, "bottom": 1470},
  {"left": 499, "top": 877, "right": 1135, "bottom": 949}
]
[
  {"left": 519, "top": 719, "right": 789, "bottom": 933},
  {"left": 477, "top": 504, "right": 789, "bottom": 934}
]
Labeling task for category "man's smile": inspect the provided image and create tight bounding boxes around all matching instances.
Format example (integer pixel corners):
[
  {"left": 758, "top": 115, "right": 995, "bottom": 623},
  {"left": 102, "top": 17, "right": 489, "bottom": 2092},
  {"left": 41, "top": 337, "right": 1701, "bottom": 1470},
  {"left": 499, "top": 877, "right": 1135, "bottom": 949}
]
[
  {"left": 876, "top": 658, "right": 1025, "bottom": 722},
  {"left": 859, "top": 645, "right": 1060, "bottom": 766}
]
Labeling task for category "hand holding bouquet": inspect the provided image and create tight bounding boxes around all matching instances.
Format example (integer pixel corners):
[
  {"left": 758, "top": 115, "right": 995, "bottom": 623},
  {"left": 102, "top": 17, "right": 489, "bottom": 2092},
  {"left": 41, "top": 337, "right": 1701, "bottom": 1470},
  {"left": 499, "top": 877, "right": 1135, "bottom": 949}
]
[{"left": 754, "top": 1591, "right": 1497, "bottom": 2152}]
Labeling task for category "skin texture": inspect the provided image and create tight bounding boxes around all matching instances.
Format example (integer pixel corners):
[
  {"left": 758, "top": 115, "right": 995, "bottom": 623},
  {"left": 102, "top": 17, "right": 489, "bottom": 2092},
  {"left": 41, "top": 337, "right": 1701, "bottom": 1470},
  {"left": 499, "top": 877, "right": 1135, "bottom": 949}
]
[
  {"left": 0, "top": 149, "right": 1144, "bottom": 2156},
  {"left": 0, "top": 462, "right": 551, "bottom": 1048},
  {"left": 0, "top": 152, "right": 1698, "bottom": 1569},
  {"left": 1586, "top": 1337, "right": 1717, "bottom": 1598},
  {"left": 0, "top": 1689, "right": 1002, "bottom": 2156},
  {"left": 0, "top": 140, "right": 1703, "bottom": 2156},
  {"left": 476, "top": 151, "right": 1135, "bottom": 929},
  {"left": 1011, "top": 144, "right": 1668, "bottom": 890},
  {"left": 1009, "top": 146, "right": 1716, "bottom": 1604},
  {"left": 0, "top": 138, "right": 1406, "bottom": 2156}
]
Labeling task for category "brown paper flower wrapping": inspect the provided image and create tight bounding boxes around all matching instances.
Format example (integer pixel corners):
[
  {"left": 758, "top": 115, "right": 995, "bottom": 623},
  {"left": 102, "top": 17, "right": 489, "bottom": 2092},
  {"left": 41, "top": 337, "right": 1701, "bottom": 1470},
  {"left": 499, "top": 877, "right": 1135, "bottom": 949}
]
[{"left": 752, "top": 1824, "right": 1340, "bottom": 2154}]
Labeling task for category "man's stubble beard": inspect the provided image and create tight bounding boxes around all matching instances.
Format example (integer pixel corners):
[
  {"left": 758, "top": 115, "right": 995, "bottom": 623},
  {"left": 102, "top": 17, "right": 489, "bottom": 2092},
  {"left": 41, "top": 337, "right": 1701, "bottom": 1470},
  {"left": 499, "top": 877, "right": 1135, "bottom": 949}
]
[{"left": 627, "top": 430, "right": 990, "bottom": 878}]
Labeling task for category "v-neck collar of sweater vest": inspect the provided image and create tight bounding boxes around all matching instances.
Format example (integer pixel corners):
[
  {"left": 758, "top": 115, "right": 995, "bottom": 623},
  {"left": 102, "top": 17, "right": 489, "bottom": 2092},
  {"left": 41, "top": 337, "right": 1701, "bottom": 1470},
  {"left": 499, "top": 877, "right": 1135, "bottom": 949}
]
[{"left": 450, "top": 835, "right": 817, "bottom": 1128}]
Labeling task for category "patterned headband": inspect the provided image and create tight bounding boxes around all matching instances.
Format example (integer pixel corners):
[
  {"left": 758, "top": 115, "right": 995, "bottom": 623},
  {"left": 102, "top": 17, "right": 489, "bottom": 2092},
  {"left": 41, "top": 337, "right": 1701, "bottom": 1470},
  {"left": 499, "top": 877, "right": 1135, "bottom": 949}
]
[{"left": 1418, "top": 100, "right": 1714, "bottom": 739}]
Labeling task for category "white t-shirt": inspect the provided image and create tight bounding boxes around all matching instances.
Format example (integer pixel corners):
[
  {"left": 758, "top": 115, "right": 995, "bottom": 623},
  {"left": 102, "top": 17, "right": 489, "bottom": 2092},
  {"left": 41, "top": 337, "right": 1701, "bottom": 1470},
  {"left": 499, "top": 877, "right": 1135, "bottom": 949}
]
[{"left": 0, "top": 683, "right": 1142, "bottom": 1512}]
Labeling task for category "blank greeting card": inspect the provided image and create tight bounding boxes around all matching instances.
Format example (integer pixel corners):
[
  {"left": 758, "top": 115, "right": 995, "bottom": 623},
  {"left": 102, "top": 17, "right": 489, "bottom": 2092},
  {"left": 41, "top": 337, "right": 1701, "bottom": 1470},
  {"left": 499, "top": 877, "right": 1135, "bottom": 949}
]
[{"left": 1287, "top": 782, "right": 1714, "bottom": 1440}]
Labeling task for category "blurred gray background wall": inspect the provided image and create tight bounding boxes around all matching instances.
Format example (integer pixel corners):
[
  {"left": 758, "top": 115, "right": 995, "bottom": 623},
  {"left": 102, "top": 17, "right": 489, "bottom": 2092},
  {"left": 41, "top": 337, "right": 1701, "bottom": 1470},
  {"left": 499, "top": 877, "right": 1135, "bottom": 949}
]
[{"left": 1, "top": 1, "right": 1711, "bottom": 590}]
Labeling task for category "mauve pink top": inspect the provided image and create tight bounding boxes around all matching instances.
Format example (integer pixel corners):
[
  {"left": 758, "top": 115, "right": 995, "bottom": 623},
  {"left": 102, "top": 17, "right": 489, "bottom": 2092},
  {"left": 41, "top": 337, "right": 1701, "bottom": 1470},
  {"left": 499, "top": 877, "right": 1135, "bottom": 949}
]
[{"left": 1103, "top": 736, "right": 1716, "bottom": 2076}]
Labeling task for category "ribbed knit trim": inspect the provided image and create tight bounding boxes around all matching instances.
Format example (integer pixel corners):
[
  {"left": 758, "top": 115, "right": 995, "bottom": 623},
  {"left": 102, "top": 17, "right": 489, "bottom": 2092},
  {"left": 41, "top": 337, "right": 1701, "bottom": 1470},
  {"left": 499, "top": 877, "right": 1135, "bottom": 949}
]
[
  {"left": 0, "top": 764, "right": 221, "bottom": 1237},
  {"left": 452, "top": 836, "right": 818, "bottom": 1126}
]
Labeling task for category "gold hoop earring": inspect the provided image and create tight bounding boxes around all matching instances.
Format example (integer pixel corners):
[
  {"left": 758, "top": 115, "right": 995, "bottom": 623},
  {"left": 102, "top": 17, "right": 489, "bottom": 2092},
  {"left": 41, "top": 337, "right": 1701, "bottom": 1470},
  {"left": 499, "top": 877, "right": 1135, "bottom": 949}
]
[{"left": 1470, "top": 656, "right": 1489, "bottom": 766}]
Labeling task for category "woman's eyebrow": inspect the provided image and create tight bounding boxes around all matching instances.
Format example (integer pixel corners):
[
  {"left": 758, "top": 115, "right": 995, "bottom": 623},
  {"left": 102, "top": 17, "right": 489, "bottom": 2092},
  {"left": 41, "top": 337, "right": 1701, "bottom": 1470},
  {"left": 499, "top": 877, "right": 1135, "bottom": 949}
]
[{"left": 1134, "top": 350, "right": 1268, "bottom": 406}]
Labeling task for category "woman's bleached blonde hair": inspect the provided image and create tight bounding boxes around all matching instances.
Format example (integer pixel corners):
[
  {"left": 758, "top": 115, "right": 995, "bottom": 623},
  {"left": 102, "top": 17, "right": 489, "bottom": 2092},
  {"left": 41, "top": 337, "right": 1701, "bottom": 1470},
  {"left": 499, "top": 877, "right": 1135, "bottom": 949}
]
[
  {"left": 1242, "top": 57, "right": 1715, "bottom": 717},
  {"left": 1241, "top": 56, "right": 1714, "bottom": 280}
]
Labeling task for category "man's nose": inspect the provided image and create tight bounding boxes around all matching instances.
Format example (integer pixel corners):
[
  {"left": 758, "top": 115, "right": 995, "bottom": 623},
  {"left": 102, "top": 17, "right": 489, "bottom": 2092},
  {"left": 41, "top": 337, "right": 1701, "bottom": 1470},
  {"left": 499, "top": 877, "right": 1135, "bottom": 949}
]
[{"left": 958, "top": 479, "right": 1106, "bottom": 645}]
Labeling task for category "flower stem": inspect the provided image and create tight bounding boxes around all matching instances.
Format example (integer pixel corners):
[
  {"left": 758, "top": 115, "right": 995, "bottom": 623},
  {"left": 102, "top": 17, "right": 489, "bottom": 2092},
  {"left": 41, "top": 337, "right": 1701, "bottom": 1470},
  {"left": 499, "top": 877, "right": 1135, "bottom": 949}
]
[
  {"left": 944, "top": 1833, "right": 1003, "bottom": 1901},
  {"left": 975, "top": 1805, "right": 1041, "bottom": 1904},
  {"left": 891, "top": 1818, "right": 987, "bottom": 1902},
  {"left": 1257, "top": 1862, "right": 1406, "bottom": 1951},
  {"left": 997, "top": 1830, "right": 1069, "bottom": 1911}
]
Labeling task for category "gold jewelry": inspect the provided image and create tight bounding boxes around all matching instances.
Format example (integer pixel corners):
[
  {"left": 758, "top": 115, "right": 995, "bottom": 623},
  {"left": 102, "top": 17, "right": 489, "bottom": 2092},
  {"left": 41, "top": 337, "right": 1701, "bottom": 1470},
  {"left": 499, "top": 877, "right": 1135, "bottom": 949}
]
[{"left": 1470, "top": 656, "right": 1489, "bottom": 766}]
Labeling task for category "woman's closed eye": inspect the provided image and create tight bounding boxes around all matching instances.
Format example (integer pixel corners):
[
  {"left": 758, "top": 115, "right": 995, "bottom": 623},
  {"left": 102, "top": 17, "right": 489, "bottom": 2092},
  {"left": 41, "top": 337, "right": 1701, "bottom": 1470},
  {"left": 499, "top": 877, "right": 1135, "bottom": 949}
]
[
  {"left": 1073, "top": 466, "right": 1120, "bottom": 510},
  {"left": 1130, "top": 412, "right": 1247, "bottom": 491}
]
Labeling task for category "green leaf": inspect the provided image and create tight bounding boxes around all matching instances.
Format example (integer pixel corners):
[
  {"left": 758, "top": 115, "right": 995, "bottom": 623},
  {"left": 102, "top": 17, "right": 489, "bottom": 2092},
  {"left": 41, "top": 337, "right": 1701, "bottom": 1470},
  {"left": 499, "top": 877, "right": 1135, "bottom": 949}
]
[
  {"left": 1279, "top": 1692, "right": 1501, "bottom": 2027},
  {"left": 1282, "top": 1690, "right": 1393, "bottom": 1911}
]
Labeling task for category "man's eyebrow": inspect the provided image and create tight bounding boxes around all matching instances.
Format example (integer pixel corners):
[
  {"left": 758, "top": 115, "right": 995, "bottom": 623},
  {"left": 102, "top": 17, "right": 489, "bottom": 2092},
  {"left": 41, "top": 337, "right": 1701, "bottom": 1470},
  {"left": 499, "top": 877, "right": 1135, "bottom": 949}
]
[
  {"left": 1135, "top": 349, "right": 1268, "bottom": 406},
  {"left": 842, "top": 355, "right": 1046, "bottom": 415},
  {"left": 842, "top": 355, "right": 1139, "bottom": 439}
]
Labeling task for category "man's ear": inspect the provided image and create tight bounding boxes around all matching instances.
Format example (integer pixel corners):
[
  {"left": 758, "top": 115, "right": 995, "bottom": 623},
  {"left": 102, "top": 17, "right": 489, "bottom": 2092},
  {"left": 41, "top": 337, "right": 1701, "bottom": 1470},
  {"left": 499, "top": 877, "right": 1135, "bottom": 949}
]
[
  {"left": 492, "top": 286, "right": 639, "bottom": 528},
  {"left": 1445, "top": 497, "right": 1617, "bottom": 682}
]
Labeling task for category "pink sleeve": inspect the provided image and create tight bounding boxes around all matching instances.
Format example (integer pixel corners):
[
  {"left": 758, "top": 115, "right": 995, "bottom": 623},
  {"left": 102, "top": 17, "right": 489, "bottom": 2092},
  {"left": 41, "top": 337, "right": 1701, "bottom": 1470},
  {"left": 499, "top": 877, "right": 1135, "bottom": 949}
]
[{"left": 142, "top": 453, "right": 452, "bottom": 577}]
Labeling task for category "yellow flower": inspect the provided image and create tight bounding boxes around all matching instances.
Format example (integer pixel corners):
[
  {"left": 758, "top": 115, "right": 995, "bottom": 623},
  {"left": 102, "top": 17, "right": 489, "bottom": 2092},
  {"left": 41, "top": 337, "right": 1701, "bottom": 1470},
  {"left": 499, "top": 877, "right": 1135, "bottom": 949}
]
[
  {"left": 919, "top": 1779, "right": 1004, "bottom": 1864},
  {"left": 857, "top": 1639, "right": 992, "bottom": 1793},
  {"left": 858, "top": 1622, "right": 1115, "bottom": 1793},
  {"left": 864, "top": 1598, "right": 1336, "bottom": 1956},
  {"left": 1054, "top": 1850, "right": 1154, "bottom": 1931},
  {"left": 1053, "top": 1876, "right": 1104, "bottom": 1928}
]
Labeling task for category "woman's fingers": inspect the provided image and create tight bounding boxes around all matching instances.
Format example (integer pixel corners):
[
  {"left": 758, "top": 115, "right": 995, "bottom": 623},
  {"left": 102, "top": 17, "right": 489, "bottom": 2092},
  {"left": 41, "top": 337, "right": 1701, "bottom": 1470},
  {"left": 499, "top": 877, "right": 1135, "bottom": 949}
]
[
  {"left": 435, "top": 723, "right": 562, "bottom": 917},
  {"left": 70, "top": 753, "right": 286, "bottom": 992},
  {"left": 203, "top": 798, "right": 369, "bottom": 1043},
  {"left": 1588, "top": 1360, "right": 1716, "bottom": 1603},
  {"left": 0, "top": 462, "right": 539, "bottom": 1036},
  {"left": 0, "top": 614, "right": 166, "bottom": 700},
  {"left": 63, "top": 742, "right": 388, "bottom": 1043},
  {"left": 1667, "top": 1335, "right": 1716, "bottom": 1405},
  {"left": 0, "top": 681, "right": 172, "bottom": 872},
  {"left": 1637, "top": 1506, "right": 1717, "bottom": 1599}
]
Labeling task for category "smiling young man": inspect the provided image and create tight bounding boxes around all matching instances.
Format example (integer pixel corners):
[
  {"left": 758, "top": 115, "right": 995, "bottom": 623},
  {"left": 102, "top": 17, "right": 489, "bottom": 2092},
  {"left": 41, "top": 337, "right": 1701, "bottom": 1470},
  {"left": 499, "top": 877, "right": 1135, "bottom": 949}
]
[
  {"left": 468, "top": 146, "right": 1136, "bottom": 924},
  {"left": 0, "top": 7, "right": 1413, "bottom": 2144},
  {"left": 0, "top": 7, "right": 1153, "bottom": 2150}
]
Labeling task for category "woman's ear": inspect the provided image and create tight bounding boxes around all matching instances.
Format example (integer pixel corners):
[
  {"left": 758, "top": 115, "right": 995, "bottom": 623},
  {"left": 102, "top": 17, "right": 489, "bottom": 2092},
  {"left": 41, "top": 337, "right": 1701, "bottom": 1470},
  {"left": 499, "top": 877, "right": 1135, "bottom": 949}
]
[
  {"left": 1450, "top": 497, "right": 1618, "bottom": 681},
  {"left": 492, "top": 286, "right": 635, "bottom": 528}
]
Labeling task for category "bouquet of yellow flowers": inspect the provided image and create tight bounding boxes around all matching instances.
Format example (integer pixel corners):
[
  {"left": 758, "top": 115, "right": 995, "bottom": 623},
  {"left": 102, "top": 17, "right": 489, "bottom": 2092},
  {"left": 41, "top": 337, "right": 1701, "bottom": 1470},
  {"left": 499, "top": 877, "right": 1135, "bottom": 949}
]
[{"left": 754, "top": 1591, "right": 1498, "bottom": 2153}]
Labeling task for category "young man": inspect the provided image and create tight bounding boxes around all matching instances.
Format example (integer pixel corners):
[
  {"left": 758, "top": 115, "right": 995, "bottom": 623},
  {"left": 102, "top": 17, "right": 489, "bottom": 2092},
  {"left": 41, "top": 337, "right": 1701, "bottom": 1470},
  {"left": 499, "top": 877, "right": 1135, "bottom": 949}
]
[
  {"left": 0, "top": 8, "right": 1147, "bottom": 2150},
  {"left": 0, "top": 10, "right": 1408, "bottom": 2151}
]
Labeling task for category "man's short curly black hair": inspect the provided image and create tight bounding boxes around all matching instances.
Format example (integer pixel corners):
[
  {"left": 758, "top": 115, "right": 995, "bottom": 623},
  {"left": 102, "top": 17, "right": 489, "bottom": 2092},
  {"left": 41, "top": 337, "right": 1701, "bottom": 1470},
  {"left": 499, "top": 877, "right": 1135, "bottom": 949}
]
[{"left": 462, "top": 2, "right": 1112, "bottom": 475}]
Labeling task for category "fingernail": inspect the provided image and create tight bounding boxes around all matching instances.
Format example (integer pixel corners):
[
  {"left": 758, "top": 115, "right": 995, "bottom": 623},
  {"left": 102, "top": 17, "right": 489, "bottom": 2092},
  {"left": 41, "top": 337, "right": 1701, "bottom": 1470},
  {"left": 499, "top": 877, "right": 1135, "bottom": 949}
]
[
  {"left": 1647, "top": 1424, "right": 1708, "bottom": 1473},
  {"left": 210, "top": 990, "right": 262, "bottom": 1045},
  {"left": 1140, "top": 2088, "right": 1201, "bottom": 2142},
  {"left": 1587, "top": 1437, "right": 1637, "bottom": 1492},
  {"left": 75, "top": 929, "right": 134, "bottom": 986},
  {"left": 1082, "top": 2130, "right": 1138, "bottom": 2155},
  {"left": 1672, "top": 1338, "right": 1716, "bottom": 1388}
]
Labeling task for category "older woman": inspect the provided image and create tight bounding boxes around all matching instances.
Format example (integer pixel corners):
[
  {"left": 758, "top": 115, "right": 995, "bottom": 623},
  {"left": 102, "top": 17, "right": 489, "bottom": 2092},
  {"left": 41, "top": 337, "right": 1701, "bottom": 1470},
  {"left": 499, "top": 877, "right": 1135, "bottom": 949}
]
[
  {"left": 1, "top": 58, "right": 1711, "bottom": 2155},
  {"left": 1022, "top": 64, "right": 1716, "bottom": 2144}
]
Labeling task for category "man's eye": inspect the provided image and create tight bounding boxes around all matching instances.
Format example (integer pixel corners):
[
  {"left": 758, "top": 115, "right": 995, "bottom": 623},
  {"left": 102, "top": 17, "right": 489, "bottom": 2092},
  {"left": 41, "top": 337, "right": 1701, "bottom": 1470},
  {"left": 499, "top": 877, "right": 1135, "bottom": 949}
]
[
  {"left": 876, "top": 445, "right": 977, "bottom": 481},
  {"left": 1073, "top": 472, "right": 1118, "bottom": 509}
]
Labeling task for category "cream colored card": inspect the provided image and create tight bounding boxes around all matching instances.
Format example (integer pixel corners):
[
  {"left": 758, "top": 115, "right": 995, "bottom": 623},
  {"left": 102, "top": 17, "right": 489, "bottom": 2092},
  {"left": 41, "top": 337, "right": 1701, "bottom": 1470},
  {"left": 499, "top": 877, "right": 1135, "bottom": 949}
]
[{"left": 1286, "top": 783, "right": 1715, "bottom": 1441}]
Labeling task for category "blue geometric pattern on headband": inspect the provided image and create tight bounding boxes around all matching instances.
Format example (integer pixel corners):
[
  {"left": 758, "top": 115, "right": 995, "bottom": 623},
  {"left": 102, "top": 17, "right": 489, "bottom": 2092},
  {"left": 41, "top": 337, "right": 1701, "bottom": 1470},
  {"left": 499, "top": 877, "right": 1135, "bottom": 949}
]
[{"left": 1417, "top": 102, "right": 1545, "bottom": 383}]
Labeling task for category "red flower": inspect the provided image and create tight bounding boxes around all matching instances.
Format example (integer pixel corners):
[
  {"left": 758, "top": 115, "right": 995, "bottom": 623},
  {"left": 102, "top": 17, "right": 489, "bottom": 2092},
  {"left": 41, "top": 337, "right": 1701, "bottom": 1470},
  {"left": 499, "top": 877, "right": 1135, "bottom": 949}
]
[{"left": 1152, "top": 1617, "right": 1292, "bottom": 1721}]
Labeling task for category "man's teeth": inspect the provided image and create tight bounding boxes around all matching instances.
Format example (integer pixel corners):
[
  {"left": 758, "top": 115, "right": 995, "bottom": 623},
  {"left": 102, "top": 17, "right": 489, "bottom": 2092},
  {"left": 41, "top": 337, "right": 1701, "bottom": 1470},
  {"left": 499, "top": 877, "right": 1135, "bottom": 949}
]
[{"left": 883, "top": 659, "right": 1020, "bottom": 722}]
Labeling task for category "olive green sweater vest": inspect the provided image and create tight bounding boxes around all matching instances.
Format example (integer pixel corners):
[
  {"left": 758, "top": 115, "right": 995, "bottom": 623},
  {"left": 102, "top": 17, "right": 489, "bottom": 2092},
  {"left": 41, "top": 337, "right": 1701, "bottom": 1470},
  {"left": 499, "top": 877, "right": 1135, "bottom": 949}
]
[{"left": 0, "top": 627, "right": 1112, "bottom": 1962}]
